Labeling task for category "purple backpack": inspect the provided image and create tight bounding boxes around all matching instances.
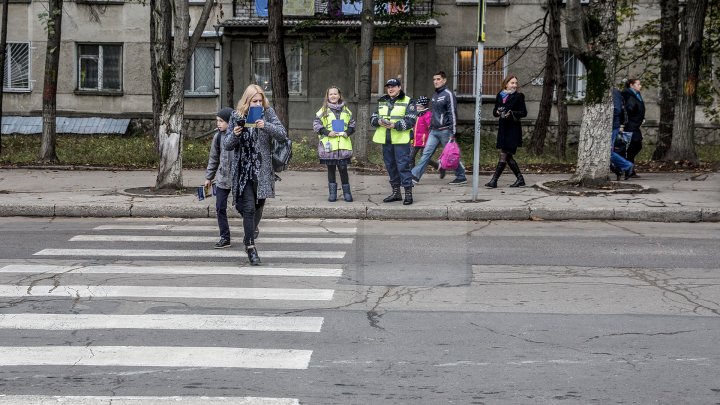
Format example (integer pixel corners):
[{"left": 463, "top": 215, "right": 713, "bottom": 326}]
[{"left": 439, "top": 140, "right": 461, "bottom": 170}]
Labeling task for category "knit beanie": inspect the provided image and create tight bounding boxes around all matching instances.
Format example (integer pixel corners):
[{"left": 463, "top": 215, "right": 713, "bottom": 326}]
[{"left": 217, "top": 107, "right": 234, "bottom": 124}]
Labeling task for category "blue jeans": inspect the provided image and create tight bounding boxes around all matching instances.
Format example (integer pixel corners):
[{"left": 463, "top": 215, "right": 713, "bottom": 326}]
[
  {"left": 382, "top": 143, "right": 413, "bottom": 187},
  {"left": 411, "top": 129, "right": 467, "bottom": 181},
  {"left": 215, "top": 186, "right": 231, "bottom": 240},
  {"left": 610, "top": 128, "right": 634, "bottom": 172}
]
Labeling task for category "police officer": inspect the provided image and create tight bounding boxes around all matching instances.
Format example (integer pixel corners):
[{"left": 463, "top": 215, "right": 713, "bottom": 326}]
[{"left": 371, "top": 78, "right": 417, "bottom": 205}]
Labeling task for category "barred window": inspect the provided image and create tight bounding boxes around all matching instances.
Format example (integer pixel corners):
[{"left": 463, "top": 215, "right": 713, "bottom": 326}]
[
  {"left": 371, "top": 45, "right": 406, "bottom": 96},
  {"left": 252, "top": 43, "right": 302, "bottom": 94},
  {"left": 3, "top": 42, "right": 31, "bottom": 92},
  {"left": 77, "top": 44, "right": 122, "bottom": 91},
  {"left": 454, "top": 47, "right": 506, "bottom": 97},
  {"left": 563, "top": 50, "right": 586, "bottom": 100},
  {"left": 184, "top": 45, "right": 216, "bottom": 95}
]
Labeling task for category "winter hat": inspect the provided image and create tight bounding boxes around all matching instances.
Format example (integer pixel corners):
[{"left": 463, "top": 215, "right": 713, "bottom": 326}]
[
  {"left": 385, "top": 78, "right": 401, "bottom": 87},
  {"left": 416, "top": 96, "right": 429, "bottom": 107},
  {"left": 217, "top": 107, "right": 234, "bottom": 124}
]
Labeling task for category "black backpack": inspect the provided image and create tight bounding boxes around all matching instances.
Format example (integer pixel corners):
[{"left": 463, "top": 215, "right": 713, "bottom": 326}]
[{"left": 272, "top": 136, "right": 292, "bottom": 173}]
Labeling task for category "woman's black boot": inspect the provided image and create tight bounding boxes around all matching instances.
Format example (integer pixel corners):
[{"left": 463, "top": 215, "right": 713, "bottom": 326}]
[
  {"left": 245, "top": 239, "right": 261, "bottom": 266},
  {"left": 484, "top": 162, "right": 506, "bottom": 188},
  {"left": 507, "top": 160, "right": 526, "bottom": 187},
  {"left": 383, "top": 185, "right": 402, "bottom": 203},
  {"left": 403, "top": 187, "right": 413, "bottom": 205},
  {"left": 328, "top": 183, "right": 337, "bottom": 202},
  {"left": 342, "top": 183, "right": 353, "bottom": 202},
  {"left": 253, "top": 204, "right": 263, "bottom": 240}
]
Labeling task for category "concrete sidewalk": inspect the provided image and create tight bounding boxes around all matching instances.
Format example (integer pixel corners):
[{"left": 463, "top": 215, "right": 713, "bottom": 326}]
[{"left": 0, "top": 168, "right": 718, "bottom": 222}]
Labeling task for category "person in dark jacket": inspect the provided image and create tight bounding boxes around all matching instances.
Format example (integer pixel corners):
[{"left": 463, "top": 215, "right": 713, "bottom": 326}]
[
  {"left": 411, "top": 71, "right": 468, "bottom": 186},
  {"left": 223, "top": 84, "right": 287, "bottom": 266},
  {"left": 610, "top": 88, "right": 634, "bottom": 180},
  {"left": 621, "top": 78, "right": 645, "bottom": 178},
  {"left": 205, "top": 107, "right": 235, "bottom": 249},
  {"left": 485, "top": 75, "right": 528, "bottom": 188}
]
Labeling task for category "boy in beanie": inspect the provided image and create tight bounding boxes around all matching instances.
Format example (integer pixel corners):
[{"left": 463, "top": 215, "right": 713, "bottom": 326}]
[{"left": 205, "top": 107, "right": 235, "bottom": 248}]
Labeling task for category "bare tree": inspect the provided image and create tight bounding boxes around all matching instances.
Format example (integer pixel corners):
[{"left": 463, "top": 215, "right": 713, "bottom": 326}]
[
  {"left": 665, "top": 0, "right": 709, "bottom": 162},
  {"left": 151, "top": 0, "right": 214, "bottom": 189},
  {"left": 652, "top": 0, "right": 680, "bottom": 160},
  {"left": 39, "top": 0, "right": 63, "bottom": 163},
  {"left": 353, "top": 0, "right": 375, "bottom": 163},
  {"left": 268, "top": 0, "right": 289, "bottom": 129},
  {"left": 530, "top": 8, "right": 555, "bottom": 156},
  {"left": 0, "top": 0, "right": 8, "bottom": 156},
  {"left": 565, "top": 0, "right": 619, "bottom": 186}
]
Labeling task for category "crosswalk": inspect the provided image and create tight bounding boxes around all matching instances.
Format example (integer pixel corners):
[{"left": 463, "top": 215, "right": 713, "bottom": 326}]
[{"left": 0, "top": 218, "right": 357, "bottom": 404}]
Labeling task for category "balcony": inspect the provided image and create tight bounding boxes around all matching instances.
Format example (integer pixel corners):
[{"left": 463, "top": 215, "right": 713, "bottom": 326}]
[{"left": 233, "top": 0, "right": 435, "bottom": 20}]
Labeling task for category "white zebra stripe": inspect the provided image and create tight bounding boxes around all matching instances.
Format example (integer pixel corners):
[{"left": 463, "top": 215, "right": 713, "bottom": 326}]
[
  {"left": 0, "top": 346, "right": 312, "bottom": 369},
  {"left": 94, "top": 225, "right": 357, "bottom": 234},
  {"left": 0, "top": 285, "right": 334, "bottom": 301},
  {"left": 0, "top": 264, "right": 343, "bottom": 277},
  {"left": 0, "top": 396, "right": 299, "bottom": 405},
  {"left": 33, "top": 249, "right": 345, "bottom": 259},
  {"left": 0, "top": 314, "right": 324, "bottom": 332},
  {"left": 69, "top": 235, "right": 354, "bottom": 244}
]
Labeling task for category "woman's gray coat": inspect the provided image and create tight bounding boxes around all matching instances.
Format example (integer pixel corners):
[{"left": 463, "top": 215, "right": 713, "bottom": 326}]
[{"left": 222, "top": 107, "right": 287, "bottom": 200}]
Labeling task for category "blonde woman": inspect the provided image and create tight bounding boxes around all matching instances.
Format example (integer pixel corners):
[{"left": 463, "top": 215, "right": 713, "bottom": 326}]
[
  {"left": 223, "top": 84, "right": 287, "bottom": 265},
  {"left": 313, "top": 86, "right": 356, "bottom": 202}
]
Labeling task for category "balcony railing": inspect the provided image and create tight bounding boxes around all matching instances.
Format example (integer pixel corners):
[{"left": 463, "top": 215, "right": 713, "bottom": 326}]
[{"left": 235, "top": 0, "right": 434, "bottom": 19}]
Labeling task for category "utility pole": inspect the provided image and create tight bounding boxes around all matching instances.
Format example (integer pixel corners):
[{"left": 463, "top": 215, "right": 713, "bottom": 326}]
[
  {"left": 471, "top": 0, "right": 486, "bottom": 200},
  {"left": 0, "top": 0, "right": 9, "bottom": 155}
]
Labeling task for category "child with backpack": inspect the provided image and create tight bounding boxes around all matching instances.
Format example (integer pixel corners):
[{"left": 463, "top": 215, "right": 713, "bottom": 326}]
[
  {"left": 410, "top": 96, "right": 439, "bottom": 172},
  {"left": 204, "top": 107, "right": 235, "bottom": 249}
]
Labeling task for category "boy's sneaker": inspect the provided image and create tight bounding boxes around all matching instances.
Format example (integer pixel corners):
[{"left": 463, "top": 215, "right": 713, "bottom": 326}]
[
  {"left": 214, "top": 238, "right": 231, "bottom": 249},
  {"left": 448, "top": 178, "right": 467, "bottom": 186},
  {"left": 411, "top": 175, "right": 420, "bottom": 185}
]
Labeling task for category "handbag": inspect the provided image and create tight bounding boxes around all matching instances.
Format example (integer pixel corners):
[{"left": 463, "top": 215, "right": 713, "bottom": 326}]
[
  {"left": 439, "top": 140, "right": 461, "bottom": 170},
  {"left": 272, "top": 136, "right": 293, "bottom": 172},
  {"left": 613, "top": 131, "right": 632, "bottom": 157}
]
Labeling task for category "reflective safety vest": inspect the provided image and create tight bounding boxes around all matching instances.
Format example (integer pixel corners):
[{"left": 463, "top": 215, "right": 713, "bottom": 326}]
[
  {"left": 317, "top": 106, "right": 353, "bottom": 151},
  {"left": 373, "top": 96, "right": 412, "bottom": 144}
]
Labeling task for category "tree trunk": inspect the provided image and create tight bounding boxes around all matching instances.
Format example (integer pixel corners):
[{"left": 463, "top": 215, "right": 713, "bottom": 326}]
[
  {"left": 666, "top": 0, "right": 708, "bottom": 163},
  {"left": 565, "top": 0, "right": 618, "bottom": 186},
  {"left": 268, "top": 0, "right": 289, "bottom": 129},
  {"left": 39, "top": 0, "right": 62, "bottom": 163},
  {"left": 0, "top": 0, "right": 9, "bottom": 156},
  {"left": 529, "top": 9, "right": 555, "bottom": 156},
  {"left": 150, "top": 0, "right": 172, "bottom": 153},
  {"left": 152, "top": 0, "right": 214, "bottom": 189},
  {"left": 549, "top": 0, "right": 567, "bottom": 160},
  {"left": 354, "top": 0, "right": 375, "bottom": 163},
  {"left": 653, "top": 0, "right": 680, "bottom": 160}
]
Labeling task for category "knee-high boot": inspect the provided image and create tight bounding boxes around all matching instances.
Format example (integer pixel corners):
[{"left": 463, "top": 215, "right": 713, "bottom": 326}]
[
  {"left": 507, "top": 159, "right": 526, "bottom": 187},
  {"left": 328, "top": 182, "right": 337, "bottom": 202},
  {"left": 253, "top": 204, "right": 263, "bottom": 240},
  {"left": 342, "top": 184, "right": 353, "bottom": 202},
  {"left": 484, "top": 162, "right": 506, "bottom": 188}
]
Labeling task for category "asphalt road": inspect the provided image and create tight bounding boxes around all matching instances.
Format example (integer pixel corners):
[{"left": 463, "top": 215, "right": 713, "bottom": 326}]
[{"left": 0, "top": 217, "right": 719, "bottom": 404}]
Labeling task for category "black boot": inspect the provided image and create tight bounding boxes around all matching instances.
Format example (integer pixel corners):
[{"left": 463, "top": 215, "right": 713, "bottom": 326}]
[
  {"left": 342, "top": 183, "right": 353, "bottom": 202},
  {"left": 383, "top": 185, "right": 402, "bottom": 203},
  {"left": 403, "top": 186, "right": 413, "bottom": 205},
  {"left": 610, "top": 164, "right": 622, "bottom": 181},
  {"left": 328, "top": 182, "right": 337, "bottom": 202},
  {"left": 253, "top": 204, "right": 263, "bottom": 240},
  {"left": 507, "top": 160, "right": 525, "bottom": 187},
  {"left": 245, "top": 239, "right": 261, "bottom": 266},
  {"left": 484, "top": 162, "right": 506, "bottom": 188}
]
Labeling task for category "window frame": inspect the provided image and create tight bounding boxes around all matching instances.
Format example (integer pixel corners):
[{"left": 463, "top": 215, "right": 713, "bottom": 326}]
[
  {"left": 251, "top": 42, "right": 303, "bottom": 95},
  {"left": 370, "top": 44, "right": 408, "bottom": 97},
  {"left": 184, "top": 44, "right": 219, "bottom": 97},
  {"left": 76, "top": 43, "right": 123, "bottom": 93},
  {"left": 453, "top": 46, "right": 507, "bottom": 98},
  {"left": 3, "top": 41, "right": 32, "bottom": 93},
  {"left": 562, "top": 50, "right": 586, "bottom": 100}
]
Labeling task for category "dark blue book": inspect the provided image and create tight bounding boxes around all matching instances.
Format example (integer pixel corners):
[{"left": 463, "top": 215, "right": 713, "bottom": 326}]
[
  {"left": 331, "top": 119, "right": 345, "bottom": 133},
  {"left": 246, "top": 106, "right": 263, "bottom": 127}
]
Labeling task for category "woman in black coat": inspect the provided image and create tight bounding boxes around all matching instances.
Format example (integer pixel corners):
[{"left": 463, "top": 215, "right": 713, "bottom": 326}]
[{"left": 485, "top": 75, "right": 528, "bottom": 188}]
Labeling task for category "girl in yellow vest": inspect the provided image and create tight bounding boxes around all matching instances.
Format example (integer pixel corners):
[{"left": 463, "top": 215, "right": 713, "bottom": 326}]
[{"left": 313, "top": 86, "right": 356, "bottom": 202}]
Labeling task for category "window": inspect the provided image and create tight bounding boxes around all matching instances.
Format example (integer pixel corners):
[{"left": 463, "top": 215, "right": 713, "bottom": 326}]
[
  {"left": 371, "top": 45, "right": 406, "bottom": 95},
  {"left": 185, "top": 45, "right": 216, "bottom": 95},
  {"left": 453, "top": 47, "right": 506, "bottom": 97},
  {"left": 252, "top": 43, "right": 302, "bottom": 94},
  {"left": 563, "top": 50, "right": 586, "bottom": 99},
  {"left": 77, "top": 44, "right": 122, "bottom": 91},
  {"left": 3, "top": 42, "right": 31, "bottom": 92}
]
